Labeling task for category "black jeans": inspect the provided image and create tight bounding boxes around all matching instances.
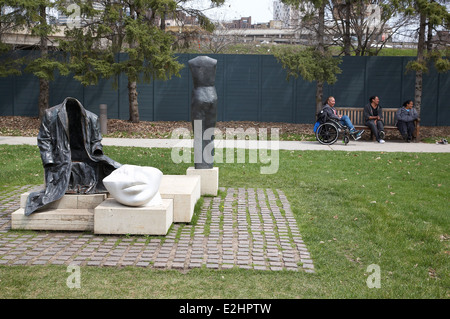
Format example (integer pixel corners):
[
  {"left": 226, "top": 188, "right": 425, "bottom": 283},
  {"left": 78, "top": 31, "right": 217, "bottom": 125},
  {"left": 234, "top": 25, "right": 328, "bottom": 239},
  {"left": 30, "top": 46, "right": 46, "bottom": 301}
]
[
  {"left": 365, "top": 120, "right": 384, "bottom": 141},
  {"left": 397, "top": 120, "right": 416, "bottom": 140}
]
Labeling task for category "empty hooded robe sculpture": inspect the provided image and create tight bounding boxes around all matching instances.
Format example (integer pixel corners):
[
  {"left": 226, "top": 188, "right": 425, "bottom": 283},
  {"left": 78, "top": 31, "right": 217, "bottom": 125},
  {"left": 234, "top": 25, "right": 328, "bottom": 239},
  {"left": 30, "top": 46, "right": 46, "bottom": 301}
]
[{"left": 25, "top": 97, "right": 121, "bottom": 216}]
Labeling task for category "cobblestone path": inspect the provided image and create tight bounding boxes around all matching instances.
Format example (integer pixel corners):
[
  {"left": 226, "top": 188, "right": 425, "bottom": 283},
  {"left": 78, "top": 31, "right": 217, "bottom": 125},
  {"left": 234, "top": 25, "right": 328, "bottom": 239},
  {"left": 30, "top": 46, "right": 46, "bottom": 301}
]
[{"left": 0, "top": 186, "right": 315, "bottom": 273}]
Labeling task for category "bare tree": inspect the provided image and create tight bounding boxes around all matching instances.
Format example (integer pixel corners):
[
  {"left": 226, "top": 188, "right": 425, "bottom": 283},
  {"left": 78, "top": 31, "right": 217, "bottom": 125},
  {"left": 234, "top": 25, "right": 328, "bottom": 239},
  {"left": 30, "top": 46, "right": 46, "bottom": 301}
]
[
  {"left": 201, "top": 22, "right": 246, "bottom": 53},
  {"left": 278, "top": 1, "right": 342, "bottom": 114},
  {"left": 403, "top": 0, "right": 450, "bottom": 122},
  {"left": 328, "top": 0, "right": 411, "bottom": 56}
]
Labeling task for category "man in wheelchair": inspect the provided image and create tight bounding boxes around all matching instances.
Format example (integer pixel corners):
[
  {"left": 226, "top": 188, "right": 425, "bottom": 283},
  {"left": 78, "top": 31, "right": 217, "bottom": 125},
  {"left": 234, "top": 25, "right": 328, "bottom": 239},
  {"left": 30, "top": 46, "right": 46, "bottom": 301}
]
[{"left": 314, "top": 96, "right": 364, "bottom": 145}]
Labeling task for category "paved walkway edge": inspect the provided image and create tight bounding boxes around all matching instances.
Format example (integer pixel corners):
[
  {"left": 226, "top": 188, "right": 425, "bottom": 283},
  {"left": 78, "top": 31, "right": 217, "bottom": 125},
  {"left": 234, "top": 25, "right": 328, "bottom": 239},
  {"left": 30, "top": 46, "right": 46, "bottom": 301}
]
[{"left": 1, "top": 136, "right": 449, "bottom": 153}]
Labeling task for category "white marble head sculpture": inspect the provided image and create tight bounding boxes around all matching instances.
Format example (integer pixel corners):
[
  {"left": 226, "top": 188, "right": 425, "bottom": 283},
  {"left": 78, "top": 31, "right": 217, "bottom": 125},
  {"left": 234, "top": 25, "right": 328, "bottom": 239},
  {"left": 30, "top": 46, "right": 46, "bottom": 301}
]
[{"left": 103, "top": 164, "right": 163, "bottom": 207}]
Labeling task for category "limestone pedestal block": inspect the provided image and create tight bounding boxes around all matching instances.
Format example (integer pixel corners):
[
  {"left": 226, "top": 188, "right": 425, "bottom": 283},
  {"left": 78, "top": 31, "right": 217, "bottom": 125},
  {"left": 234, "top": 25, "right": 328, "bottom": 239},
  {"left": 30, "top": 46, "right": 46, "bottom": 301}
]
[
  {"left": 186, "top": 167, "right": 219, "bottom": 196},
  {"left": 94, "top": 198, "right": 173, "bottom": 235},
  {"left": 11, "top": 193, "right": 107, "bottom": 231},
  {"left": 18, "top": 192, "right": 108, "bottom": 210},
  {"left": 159, "top": 175, "right": 201, "bottom": 223}
]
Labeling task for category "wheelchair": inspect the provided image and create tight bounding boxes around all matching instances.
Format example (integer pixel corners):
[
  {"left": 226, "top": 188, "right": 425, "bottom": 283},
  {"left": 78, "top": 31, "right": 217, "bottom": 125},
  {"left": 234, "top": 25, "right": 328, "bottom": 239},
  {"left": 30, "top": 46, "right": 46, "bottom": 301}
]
[{"left": 315, "top": 119, "right": 355, "bottom": 145}]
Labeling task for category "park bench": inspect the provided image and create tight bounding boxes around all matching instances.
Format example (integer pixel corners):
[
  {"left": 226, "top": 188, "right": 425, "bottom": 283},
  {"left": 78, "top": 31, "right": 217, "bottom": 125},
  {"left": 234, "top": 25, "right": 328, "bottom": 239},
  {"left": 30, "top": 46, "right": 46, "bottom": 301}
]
[{"left": 335, "top": 107, "right": 420, "bottom": 140}]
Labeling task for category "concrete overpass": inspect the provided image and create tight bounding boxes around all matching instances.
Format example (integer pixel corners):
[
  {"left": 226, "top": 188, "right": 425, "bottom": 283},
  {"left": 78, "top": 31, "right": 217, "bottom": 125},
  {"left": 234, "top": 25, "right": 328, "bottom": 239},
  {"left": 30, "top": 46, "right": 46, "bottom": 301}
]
[
  {"left": 213, "top": 28, "right": 311, "bottom": 45},
  {"left": 1, "top": 27, "right": 67, "bottom": 48}
]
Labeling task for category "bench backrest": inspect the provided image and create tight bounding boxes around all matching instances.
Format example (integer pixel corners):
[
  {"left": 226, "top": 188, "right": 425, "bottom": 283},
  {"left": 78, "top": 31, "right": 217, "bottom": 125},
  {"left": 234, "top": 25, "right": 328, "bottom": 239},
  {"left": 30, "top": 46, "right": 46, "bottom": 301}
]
[{"left": 335, "top": 107, "right": 398, "bottom": 127}]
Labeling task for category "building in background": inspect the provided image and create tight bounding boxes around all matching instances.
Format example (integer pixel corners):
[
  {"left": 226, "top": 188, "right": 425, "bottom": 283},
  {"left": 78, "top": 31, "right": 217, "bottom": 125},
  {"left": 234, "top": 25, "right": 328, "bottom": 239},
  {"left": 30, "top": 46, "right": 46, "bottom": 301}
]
[
  {"left": 223, "top": 17, "right": 253, "bottom": 29},
  {"left": 273, "top": 0, "right": 309, "bottom": 28}
]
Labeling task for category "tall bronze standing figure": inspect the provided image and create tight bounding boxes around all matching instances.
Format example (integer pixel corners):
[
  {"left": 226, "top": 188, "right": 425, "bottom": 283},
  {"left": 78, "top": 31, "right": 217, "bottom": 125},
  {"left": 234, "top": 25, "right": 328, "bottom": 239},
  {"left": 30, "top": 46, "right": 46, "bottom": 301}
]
[{"left": 189, "top": 56, "right": 218, "bottom": 169}]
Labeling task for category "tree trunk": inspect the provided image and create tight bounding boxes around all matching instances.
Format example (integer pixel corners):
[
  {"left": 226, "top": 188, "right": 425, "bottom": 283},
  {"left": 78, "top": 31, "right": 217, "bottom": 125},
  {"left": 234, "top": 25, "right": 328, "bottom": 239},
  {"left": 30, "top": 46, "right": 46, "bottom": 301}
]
[
  {"left": 316, "top": 3, "right": 325, "bottom": 113},
  {"left": 316, "top": 81, "right": 324, "bottom": 114},
  {"left": 38, "top": 79, "right": 49, "bottom": 119},
  {"left": 343, "top": 0, "right": 351, "bottom": 56},
  {"left": 126, "top": 7, "right": 140, "bottom": 123},
  {"left": 160, "top": 5, "right": 167, "bottom": 31},
  {"left": 426, "top": 0, "right": 435, "bottom": 52},
  {"left": 415, "top": 12, "right": 426, "bottom": 120},
  {"left": 414, "top": 69, "right": 423, "bottom": 117},
  {"left": 426, "top": 19, "right": 433, "bottom": 52},
  {"left": 128, "top": 79, "right": 139, "bottom": 123},
  {"left": 38, "top": 4, "right": 49, "bottom": 120}
]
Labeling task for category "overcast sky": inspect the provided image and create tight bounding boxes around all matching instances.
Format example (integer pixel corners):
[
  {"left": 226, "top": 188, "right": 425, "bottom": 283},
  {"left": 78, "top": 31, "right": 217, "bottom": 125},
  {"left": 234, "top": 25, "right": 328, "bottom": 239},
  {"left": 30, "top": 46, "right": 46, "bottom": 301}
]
[{"left": 192, "top": 0, "right": 275, "bottom": 24}]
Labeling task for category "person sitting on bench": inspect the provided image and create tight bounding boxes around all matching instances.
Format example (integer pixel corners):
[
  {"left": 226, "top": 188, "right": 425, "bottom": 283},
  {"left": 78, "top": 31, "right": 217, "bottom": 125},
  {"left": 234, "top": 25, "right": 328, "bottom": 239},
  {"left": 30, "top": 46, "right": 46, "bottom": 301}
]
[
  {"left": 396, "top": 100, "right": 418, "bottom": 143},
  {"left": 364, "top": 96, "right": 385, "bottom": 144}
]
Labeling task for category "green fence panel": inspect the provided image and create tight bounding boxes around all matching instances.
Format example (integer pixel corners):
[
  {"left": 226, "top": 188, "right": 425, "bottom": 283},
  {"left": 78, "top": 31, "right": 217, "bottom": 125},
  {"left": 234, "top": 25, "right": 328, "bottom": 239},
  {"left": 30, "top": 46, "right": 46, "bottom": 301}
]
[
  {"left": 437, "top": 72, "right": 450, "bottom": 126},
  {"left": 223, "top": 54, "right": 260, "bottom": 121},
  {"left": 0, "top": 76, "right": 14, "bottom": 116},
  {"left": 0, "top": 53, "right": 448, "bottom": 126},
  {"left": 330, "top": 56, "right": 366, "bottom": 108},
  {"left": 260, "top": 55, "right": 295, "bottom": 123}
]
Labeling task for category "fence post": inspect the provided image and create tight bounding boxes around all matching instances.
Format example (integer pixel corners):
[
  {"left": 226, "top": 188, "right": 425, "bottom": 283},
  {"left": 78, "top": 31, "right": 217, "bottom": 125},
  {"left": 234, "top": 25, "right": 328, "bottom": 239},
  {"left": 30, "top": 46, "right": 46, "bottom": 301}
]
[{"left": 99, "top": 104, "right": 107, "bottom": 135}]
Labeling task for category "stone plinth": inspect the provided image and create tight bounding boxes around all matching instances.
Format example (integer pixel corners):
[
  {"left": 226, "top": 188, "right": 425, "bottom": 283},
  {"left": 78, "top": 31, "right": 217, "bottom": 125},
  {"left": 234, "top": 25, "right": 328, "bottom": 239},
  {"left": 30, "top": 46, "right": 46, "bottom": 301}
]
[
  {"left": 11, "top": 172, "right": 203, "bottom": 233},
  {"left": 11, "top": 193, "right": 107, "bottom": 231},
  {"left": 19, "top": 192, "right": 107, "bottom": 210},
  {"left": 94, "top": 198, "right": 173, "bottom": 235},
  {"left": 186, "top": 167, "right": 218, "bottom": 196},
  {"left": 159, "top": 175, "right": 201, "bottom": 223}
]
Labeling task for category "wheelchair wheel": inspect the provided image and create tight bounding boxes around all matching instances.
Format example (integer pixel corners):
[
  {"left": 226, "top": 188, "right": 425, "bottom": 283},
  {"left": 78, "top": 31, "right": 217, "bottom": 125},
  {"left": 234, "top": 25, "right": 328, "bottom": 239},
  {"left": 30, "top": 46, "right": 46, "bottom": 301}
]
[
  {"left": 316, "top": 122, "right": 339, "bottom": 145},
  {"left": 344, "top": 136, "right": 349, "bottom": 145}
]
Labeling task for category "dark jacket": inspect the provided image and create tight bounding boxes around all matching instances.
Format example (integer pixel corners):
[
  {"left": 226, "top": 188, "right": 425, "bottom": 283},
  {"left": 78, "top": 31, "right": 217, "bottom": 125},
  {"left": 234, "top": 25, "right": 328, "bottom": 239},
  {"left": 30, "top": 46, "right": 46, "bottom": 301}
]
[
  {"left": 25, "top": 97, "right": 121, "bottom": 216},
  {"left": 395, "top": 107, "right": 418, "bottom": 124},
  {"left": 322, "top": 104, "right": 340, "bottom": 121},
  {"left": 363, "top": 103, "right": 383, "bottom": 123}
]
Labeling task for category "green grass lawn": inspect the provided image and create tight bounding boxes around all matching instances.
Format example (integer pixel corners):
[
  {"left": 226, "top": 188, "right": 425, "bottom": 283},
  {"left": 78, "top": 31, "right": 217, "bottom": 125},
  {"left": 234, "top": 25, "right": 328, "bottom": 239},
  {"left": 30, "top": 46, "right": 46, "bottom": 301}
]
[{"left": 0, "top": 145, "right": 448, "bottom": 299}]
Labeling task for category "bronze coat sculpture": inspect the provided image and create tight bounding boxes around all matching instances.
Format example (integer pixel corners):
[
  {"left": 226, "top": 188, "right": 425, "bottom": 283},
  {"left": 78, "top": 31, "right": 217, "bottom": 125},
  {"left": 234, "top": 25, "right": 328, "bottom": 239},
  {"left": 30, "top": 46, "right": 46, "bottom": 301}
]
[{"left": 25, "top": 97, "right": 121, "bottom": 216}]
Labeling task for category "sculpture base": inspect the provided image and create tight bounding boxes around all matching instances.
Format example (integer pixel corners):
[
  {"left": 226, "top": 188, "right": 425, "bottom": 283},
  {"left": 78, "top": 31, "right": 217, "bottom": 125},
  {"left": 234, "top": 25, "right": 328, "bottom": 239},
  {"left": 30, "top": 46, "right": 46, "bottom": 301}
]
[
  {"left": 19, "top": 192, "right": 107, "bottom": 210},
  {"left": 11, "top": 193, "right": 107, "bottom": 231},
  {"left": 11, "top": 209, "right": 94, "bottom": 231},
  {"left": 94, "top": 199, "right": 173, "bottom": 236},
  {"left": 11, "top": 173, "right": 202, "bottom": 233},
  {"left": 186, "top": 167, "right": 219, "bottom": 196},
  {"left": 159, "top": 175, "right": 201, "bottom": 223}
]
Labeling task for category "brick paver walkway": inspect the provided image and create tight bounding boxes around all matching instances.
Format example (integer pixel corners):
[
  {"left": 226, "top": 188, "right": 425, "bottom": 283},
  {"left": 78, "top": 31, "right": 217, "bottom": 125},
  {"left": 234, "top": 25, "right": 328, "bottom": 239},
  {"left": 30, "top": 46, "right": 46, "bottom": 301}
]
[{"left": 0, "top": 185, "right": 315, "bottom": 273}]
